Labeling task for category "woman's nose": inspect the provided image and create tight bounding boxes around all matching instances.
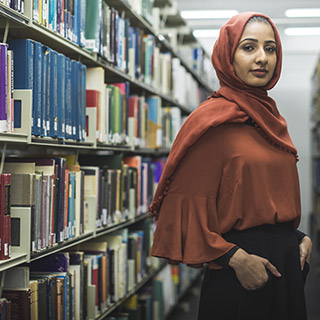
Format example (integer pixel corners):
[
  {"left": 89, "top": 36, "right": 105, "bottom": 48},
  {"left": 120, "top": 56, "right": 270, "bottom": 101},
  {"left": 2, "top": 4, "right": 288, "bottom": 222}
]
[{"left": 255, "top": 48, "right": 268, "bottom": 65}]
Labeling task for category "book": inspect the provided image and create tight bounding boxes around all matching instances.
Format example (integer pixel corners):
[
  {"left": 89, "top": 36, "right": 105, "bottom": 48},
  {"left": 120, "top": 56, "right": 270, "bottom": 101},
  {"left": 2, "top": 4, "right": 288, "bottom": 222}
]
[
  {"left": 85, "top": 0, "right": 101, "bottom": 53},
  {"left": 86, "top": 67, "right": 106, "bottom": 143},
  {"left": 2, "top": 289, "right": 30, "bottom": 320},
  {"left": 0, "top": 43, "right": 8, "bottom": 133},
  {"left": 29, "top": 280, "right": 39, "bottom": 320},
  {"left": 0, "top": 174, "right": 11, "bottom": 260},
  {"left": 86, "top": 90, "right": 100, "bottom": 141}
]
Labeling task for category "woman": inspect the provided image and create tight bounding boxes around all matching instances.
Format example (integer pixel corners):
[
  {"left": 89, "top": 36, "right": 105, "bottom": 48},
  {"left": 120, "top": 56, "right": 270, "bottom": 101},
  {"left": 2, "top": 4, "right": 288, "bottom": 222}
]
[{"left": 149, "top": 12, "right": 312, "bottom": 320}]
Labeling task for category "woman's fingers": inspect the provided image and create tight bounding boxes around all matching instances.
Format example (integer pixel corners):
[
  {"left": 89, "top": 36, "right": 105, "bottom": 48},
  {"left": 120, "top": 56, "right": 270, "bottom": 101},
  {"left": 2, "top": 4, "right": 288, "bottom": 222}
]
[{"left": 263, "top": 258, "right": 282, "bottom": 277}]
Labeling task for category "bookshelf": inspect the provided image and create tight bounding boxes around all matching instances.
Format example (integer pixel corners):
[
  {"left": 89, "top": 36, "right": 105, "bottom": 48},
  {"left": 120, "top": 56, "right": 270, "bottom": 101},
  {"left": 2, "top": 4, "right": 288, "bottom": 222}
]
[{"left": 0, "top": 0, "right": 213, "bottom": 319}]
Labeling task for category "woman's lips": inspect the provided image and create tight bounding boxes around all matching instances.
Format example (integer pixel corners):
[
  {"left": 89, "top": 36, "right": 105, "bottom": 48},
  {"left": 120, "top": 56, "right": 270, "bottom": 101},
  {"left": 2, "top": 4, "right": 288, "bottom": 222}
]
[{"left": 250, "top": 69, "right": 268, "bottom": 78}]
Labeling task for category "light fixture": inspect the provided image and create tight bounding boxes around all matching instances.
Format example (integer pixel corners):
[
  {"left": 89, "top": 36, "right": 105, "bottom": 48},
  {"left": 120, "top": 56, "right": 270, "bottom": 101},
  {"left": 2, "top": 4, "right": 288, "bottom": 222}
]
[
  {"left": 284, "top": 27, "right": 320, "bottom": 36},
  {"left": 181, "top": 10, "right": 238, "bottom": 20},
  {"left": 193, "top": 29, "right": 220, "bottom": 38},
  {"left": 285, "top": 8, "right": 320, "bottom": 17}
]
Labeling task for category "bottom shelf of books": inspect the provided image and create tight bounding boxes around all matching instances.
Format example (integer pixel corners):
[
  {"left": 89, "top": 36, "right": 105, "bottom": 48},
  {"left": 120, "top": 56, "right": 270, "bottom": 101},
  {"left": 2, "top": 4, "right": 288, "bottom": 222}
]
[{"left": 0, "top": 223, "right": 203, "bottom": 320}]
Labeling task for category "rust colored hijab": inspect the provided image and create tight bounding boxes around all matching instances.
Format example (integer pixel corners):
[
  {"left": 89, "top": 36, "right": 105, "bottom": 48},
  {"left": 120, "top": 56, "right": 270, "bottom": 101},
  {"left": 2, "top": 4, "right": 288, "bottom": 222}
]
[{"left": 149, "top": 12, "right": 298, "bottom": 219}]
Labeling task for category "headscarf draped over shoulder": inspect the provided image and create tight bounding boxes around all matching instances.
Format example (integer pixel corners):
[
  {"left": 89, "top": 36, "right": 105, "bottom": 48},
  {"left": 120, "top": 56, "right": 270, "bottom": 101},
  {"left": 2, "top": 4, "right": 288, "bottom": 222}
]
[{"left": 149, "top": 12, "right": 297, "bottom": 219}]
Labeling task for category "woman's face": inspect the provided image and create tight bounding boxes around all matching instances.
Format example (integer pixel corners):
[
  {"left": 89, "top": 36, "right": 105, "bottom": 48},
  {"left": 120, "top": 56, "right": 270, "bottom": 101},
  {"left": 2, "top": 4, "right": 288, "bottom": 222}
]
[{"left": 233, "top": 21, "right": 277, "bottom": 87}]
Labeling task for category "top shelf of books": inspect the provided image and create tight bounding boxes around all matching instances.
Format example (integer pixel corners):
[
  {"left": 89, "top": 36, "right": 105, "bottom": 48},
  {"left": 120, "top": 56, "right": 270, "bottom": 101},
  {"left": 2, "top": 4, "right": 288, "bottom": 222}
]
[{"left": 0, "top": 0, "right": 215, "bottom": 94}]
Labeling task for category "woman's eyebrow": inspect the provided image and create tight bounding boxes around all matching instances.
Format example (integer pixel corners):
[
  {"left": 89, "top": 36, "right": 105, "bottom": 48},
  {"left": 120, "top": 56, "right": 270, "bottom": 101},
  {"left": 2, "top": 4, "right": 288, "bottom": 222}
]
[{"left": 239, "top": 38, "right": 276, "bottom": 45}]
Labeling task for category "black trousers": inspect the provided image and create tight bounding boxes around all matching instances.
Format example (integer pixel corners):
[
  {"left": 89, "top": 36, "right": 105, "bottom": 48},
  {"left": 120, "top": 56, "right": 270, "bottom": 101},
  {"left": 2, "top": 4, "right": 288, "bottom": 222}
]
[{"left": 198, "top": 223, "right": 309, "bottom": 320}]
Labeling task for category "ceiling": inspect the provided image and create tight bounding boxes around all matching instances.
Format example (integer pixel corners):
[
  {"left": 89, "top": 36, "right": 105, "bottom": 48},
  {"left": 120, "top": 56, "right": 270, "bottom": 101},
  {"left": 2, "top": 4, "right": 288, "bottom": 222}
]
[{"left": 174, "top": 0, "right": 320, "bottom": 54}]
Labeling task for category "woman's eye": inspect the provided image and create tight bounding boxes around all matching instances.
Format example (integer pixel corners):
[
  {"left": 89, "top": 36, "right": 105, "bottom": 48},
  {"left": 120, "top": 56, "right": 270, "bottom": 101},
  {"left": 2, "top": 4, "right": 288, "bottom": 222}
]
[
  {"left": 242, "top": 45, "right": 254, "bottom": 52},
  {"left": 266, "top": 46, "right": 276, "bottom": 53}
]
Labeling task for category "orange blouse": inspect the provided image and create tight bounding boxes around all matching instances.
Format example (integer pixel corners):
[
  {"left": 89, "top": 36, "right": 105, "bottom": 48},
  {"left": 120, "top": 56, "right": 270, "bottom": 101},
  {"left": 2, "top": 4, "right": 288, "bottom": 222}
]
[{"left": 151, "top": 123, "right": 301, "bottom": 269}]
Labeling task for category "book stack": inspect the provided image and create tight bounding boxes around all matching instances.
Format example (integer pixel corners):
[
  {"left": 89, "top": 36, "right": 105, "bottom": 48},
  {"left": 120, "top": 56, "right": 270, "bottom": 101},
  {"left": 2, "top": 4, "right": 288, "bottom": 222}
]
[
  {"left": 0, "top": 0, "right": 24, "bottom": 13},
  {"left": 0, "top": 173, "right": 11, "bottom": 260},
  {"left": 1, "top": 219, "right": 154, "bottom": 319},
  {"left": 4, "top": 157, "right": 86, "bottom": 249},
  {"left": 33, "top": 0, "right": 86, "bottom": 47},
  {"left": 7, "top": 39, "right": 87, "bottom": 141},
  {"left": 0, "top": 43, "right": 14, "bottom": 133},
  {"left": 79, "top": 154, "right": 166, "bottom": 223}
]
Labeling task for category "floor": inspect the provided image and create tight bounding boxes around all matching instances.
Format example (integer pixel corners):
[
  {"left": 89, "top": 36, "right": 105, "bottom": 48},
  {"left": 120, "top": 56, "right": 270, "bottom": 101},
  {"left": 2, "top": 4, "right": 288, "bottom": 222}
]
[{"left": 168, "top": 257, "right": 320, "bottom": 320}]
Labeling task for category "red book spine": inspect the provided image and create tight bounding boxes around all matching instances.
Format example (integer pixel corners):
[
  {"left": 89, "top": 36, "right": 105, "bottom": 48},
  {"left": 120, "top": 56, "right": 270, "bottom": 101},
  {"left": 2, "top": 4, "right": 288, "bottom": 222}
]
[{"left": 86, "top": 90, "right": 100, "bottom": 133}]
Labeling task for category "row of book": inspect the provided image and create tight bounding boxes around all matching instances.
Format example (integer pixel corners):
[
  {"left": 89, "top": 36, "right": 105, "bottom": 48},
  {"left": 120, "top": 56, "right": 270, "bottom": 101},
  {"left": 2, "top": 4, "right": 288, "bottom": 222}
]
[
  {"left": 33, "top": 0, "right": 86, "bottom": 47},
  {"left": 1, "top": 219, "right": 155, "bottom": 320},
  {"left": 0, "top": 0, "right": 24, "bottom": 13},
  {"left": 7, "top": 38, "right": 87, "bottom": 140},
  {"left": 0, "top": 44, "right": 14, "bottom": 133},
  {"left": 32, "top": 0, "right": 154, "bottom": 50},
  {"left": 1, "top": 154, "right": 165, "bottom": 257},
  {"left": 86, "top": 72, "right": 183, "bottom": 146},
  {"left": 108, "top": 264, "right": 202, "bottom": 320},
  {"left": 172, "top": 57, "right": 208, "bottom": 110}
]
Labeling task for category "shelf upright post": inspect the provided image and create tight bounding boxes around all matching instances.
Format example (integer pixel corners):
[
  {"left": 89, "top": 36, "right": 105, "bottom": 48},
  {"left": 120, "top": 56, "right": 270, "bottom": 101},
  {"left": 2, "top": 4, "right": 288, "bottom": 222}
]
[
  {"left": 2, "top": 19, "right": 9, "bottom": 43},
  {"left": 0, "top": 270, "right": 5, "bottom": 297},
  {"left": 0, "top": 142, "right": 7, "bottom": 174}
]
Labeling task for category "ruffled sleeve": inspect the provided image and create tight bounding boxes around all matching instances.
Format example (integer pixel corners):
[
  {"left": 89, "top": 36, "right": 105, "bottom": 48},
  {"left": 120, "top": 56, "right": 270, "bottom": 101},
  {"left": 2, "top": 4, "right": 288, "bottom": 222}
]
[{"left": 151, "top": 126, "right": 237, "bottom": 269}]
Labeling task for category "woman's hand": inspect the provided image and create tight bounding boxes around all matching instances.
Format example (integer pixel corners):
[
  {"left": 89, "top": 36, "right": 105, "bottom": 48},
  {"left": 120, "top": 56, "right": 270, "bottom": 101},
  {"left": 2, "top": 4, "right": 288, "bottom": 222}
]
[
  {"left": 229, "top": 248, "right": 281, "bottom": 290},
  {"left": 299, "top": 236, "right": 312, "bottom": 270}
]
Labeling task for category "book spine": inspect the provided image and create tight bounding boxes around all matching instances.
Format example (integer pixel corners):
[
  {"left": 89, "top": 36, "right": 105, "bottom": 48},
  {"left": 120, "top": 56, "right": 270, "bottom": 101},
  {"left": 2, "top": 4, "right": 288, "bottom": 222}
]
[
  {"left": 0, "top": 44, "right": 8, "bottom": 133},
  {"left": 57, "top": 53, "right": 66, "bottom": 139},
  {"left": 50, "top": 50, "right": 58, "bottom": 138}
]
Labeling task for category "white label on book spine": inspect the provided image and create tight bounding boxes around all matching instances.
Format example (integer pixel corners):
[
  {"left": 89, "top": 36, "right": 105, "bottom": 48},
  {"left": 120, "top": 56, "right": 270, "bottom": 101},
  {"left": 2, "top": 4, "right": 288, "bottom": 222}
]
[
  {"left": 54, "top": 122, "right": 58, "bottom": 131},
  {"left": 38, "top": 239, "right": 41, "bottom": 250},
  {"left": 32, "top": 241, "right": 36, "bottom": 252},
  {"left": 73, "top": 126, "right": 76, "bottom": 135},
  {"left": 85, "top": 39, "right": 96, "bottom": 50},
  {"left": 0, "top": 120, "right": 7, "bottom": 133},
  {"left": 4, "top": 243, "right": 8, "bottom": 256},
  {"left": 62, "top": 123, "right": 65, "bottom": 133},
  {"left": 47, "top": 121, "right": 50, "bottom": 130},
  {"left": 38, "top": 118, "right": 41, "bottom": 127},
  {"left": 60, "top": 231, "right": 64, "bottom": 242},
  {"left": 102, "top": 209, "right": 107, "bottom": 225}
]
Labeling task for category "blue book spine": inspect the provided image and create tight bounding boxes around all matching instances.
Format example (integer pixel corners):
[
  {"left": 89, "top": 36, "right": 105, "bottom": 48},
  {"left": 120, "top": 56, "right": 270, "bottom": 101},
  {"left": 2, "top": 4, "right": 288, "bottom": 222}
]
[
  {"left": 74, "top": 61, "right": 81, "bottom": 140},
  {"left": 7, "top": 39, "right": 34, "bottom": 89},
  {"left": 64, "top": 0, "right": 68, "bottom": 39},
  {"left": 49, "top": 50, "right": 58, "bottom": 137},
  {"left": 65, "top": 57, "right": 72, "bottom": 140},
  {"left": 57, "top": 53, "right": 66, "bottom": 139},
  {"left": 79, "top": 0, "right": 86, "bottom": 47},
  {"left": 146, "top": 97, "right": 158, "bottom": 123},
  {"left": 70, "top": 60, "right": 76, "bottom": 140},
  {"left": 80, "top": 63, "right": 86, "bottom": 141},
  {"left": 134, "top": 28, "right": 140, "bottom": 79},
  {"left": 33, "top": 41, "right": 43, "bottom": 136},
  {"left": 73, "top": 0, "right": 78, "bottom": 44},
  {"left": 45, "top": 48, "right": 52, "bottom": 137},
  {"left": 41, "top": 45, "right": 48, "bottom": 137},
  {"left": 57, "top": 274, "right": 69, "bottom": 320},
  {"left": 116, "top": 14, "right": 121, "bottom": 69}
]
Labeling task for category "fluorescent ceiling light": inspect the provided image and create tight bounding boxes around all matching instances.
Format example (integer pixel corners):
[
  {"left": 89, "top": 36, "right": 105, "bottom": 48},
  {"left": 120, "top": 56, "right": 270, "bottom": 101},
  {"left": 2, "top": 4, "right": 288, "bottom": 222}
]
[
  {"left": 181, "top": 10, "right": 238, "bottom": 20},
  {"left": 285, "top": 8, "right": 320, "bottom": 17},
  {"left": 284, "top": 27, "right": 320, "bottom": 35},
  {"left": 193, "top": 29, "right": 220, "bottom": 38}
]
